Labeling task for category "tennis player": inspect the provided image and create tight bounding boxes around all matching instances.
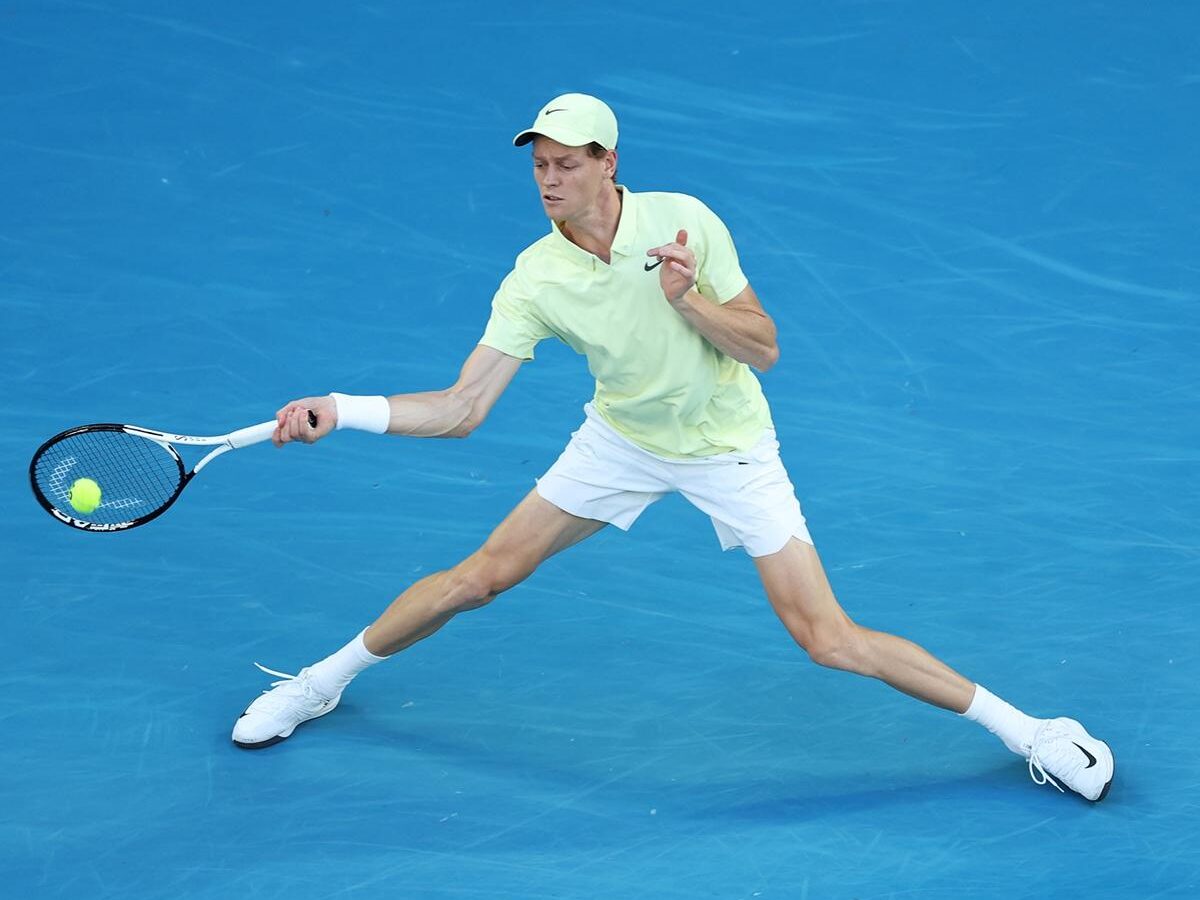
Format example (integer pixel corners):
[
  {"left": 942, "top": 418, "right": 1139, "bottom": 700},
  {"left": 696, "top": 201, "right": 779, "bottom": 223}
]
[{"left": 234, "top": 94, "right": 1114, "bottom": 802}]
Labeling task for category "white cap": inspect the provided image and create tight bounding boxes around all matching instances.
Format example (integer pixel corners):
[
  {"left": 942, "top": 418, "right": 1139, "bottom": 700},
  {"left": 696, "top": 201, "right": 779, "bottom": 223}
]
[{"left": 513, "top": 93, "right": 618, "bottom": 150}]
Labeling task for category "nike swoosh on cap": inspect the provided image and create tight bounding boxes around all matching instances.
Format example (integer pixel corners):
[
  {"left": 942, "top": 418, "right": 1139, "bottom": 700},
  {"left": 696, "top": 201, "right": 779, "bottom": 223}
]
[{"left": 544, "top": 108, "right": 567, "bottom": 114}]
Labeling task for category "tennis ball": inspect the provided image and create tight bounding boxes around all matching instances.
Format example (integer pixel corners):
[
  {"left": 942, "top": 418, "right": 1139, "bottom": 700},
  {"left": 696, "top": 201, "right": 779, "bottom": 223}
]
[{"left": 69, "top": 477, "right": 102, "bottom": 514}]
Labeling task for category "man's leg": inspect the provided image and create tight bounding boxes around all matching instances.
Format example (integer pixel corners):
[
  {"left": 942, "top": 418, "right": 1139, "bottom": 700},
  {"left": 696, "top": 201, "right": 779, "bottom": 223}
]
[
  {"left": 755, "top": 537, "right": 1114, "bottom": 800},
  {"left": 232, "top": 489, "right": 606, "bottom": 748},
  {"left": 754, "top": 537, "right": 974, "bottom": 712},
  {"left": 362, "top": 489, "right": 607, "bottom": 657}
]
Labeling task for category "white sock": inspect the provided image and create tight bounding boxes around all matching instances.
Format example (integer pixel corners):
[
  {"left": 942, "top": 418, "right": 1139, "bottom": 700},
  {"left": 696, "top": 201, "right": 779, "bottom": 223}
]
[
  {"left": 305, "top": 629, "right": 387, "bottom": 699},
  {"left": 961, "top": 684, "right": 1042, "bottom": 757}
]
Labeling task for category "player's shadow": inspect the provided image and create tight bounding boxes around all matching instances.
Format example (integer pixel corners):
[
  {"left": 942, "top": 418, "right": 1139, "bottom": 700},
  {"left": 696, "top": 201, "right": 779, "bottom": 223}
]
[
  {"left": 329, "top": 699, "right": 1040, "bottom": 822},
  {"left": 686, "top": 763, "right": 1037, "bottom": 824}
]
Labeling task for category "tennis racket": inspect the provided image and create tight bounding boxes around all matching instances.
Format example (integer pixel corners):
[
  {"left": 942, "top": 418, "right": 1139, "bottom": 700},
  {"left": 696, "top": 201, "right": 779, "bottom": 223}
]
[{"left": 29, "top": 411, "right": 317, "bottom": 532}]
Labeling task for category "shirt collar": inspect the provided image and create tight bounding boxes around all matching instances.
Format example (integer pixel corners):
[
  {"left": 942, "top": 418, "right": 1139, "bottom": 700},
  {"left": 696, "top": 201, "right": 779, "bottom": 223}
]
[
  {"left": 610, "top": 186, "right": 637, "bottom": 257},
  {"left": 548, "top": 185, "right": 637, "bottom": 267}
]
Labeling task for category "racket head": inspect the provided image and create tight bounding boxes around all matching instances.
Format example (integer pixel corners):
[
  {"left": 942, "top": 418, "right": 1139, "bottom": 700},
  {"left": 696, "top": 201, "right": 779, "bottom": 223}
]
[{"left": 29, "top": 424, "right": 189, "bottom": 532}]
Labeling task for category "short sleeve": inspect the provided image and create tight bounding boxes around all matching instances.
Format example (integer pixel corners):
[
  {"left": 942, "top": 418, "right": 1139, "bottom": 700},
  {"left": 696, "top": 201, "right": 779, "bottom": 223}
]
[
  {"left": 693, "top": 200, "right": 749, "bottom": 304},
  {"left": 479, "top": 268, "right": 554, "bottom": 360}
]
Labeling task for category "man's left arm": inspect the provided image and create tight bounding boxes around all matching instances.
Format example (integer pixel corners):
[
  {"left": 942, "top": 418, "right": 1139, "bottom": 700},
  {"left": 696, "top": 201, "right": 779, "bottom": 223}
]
[{"left": 648, "top": 229, "right": 779, "bottom": 372}]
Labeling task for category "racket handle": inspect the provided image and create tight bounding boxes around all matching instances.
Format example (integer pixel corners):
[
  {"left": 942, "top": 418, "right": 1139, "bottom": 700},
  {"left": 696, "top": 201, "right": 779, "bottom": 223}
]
[
  {"left": 228, "top": 411, "right": 318, "bottom": 449},
  {"left": 227, "top": 421, "right": 279, "bottom": 449}
]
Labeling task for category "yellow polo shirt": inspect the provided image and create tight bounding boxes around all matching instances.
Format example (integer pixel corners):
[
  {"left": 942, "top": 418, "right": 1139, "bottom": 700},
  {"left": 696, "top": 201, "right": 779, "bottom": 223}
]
[{"left": 479, "top": 187, "right": 772, "bottom": 459}]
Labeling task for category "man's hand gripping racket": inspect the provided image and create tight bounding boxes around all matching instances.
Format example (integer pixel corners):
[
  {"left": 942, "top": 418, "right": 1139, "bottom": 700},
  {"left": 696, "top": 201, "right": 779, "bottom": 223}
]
[{"left": 29, "top": 405, "right": 327, "bottom": 533}]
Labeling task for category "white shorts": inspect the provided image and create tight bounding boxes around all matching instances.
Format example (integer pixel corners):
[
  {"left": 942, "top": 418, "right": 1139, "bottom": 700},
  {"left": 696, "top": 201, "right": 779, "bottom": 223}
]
[{"left": 535, "top": 404, "right": 812, "bottom": 557}]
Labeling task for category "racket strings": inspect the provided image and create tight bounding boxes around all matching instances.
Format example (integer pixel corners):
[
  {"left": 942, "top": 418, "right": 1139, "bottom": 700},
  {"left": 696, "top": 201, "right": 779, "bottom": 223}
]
[{"left": 33, "top": 430, "right": 184, "bottom": 524}]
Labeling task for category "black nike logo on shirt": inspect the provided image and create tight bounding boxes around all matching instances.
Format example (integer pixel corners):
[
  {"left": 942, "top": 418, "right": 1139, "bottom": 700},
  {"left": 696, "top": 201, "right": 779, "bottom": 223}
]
[
  {"left": 1073, "top": 741, "right": 1098, "bottom": 768},
  {"left": 644, "top": 258, "right": 664, "bottom": 271}
]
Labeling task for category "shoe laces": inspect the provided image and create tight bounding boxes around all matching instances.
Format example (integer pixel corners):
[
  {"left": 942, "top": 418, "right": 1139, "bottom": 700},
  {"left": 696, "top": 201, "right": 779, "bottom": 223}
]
[
  {"left": 1028, "top": 750, "right": 1065, "bottom": 793},
  {"left": 251, "top": 663, "right": 322, "bottom": 711},
  {"left": 1027, "top": 720, "right": 1074, "bottom": 793}
]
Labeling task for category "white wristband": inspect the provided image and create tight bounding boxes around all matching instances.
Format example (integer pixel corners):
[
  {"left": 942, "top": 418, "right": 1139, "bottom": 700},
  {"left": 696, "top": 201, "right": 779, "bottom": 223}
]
[{"left": 329, "top": 393, "right": 390, "bottom": 434}]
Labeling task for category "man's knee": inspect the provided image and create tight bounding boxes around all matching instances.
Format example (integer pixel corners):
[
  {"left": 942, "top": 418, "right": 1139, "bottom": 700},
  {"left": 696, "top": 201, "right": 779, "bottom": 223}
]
[
  {"left": 801, "top": 621, "right": 869, "bottom": 673},
  {"left": 439, "top": 551, "right": 532, "bottom": 614}
]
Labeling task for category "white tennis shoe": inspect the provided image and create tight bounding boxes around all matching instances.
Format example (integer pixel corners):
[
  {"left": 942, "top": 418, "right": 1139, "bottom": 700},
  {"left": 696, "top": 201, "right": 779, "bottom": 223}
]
[
  {"left": 1027, "top": 717, "right": 1114, "bottom": 802},
  {"left": 232, "top": 663, "right": 341, "bottom": 749}
]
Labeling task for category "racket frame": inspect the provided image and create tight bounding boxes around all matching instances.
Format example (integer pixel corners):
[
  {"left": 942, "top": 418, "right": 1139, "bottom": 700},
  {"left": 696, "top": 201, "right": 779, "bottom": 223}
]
[{"left": 29, "top": 420, "right": 278, "bottom": 532}]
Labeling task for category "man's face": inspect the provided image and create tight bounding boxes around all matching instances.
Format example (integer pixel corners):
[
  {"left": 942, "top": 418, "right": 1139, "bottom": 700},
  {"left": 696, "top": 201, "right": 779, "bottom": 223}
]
[{"left": 531, "top": 135, "right": 615, "bottom": 221}]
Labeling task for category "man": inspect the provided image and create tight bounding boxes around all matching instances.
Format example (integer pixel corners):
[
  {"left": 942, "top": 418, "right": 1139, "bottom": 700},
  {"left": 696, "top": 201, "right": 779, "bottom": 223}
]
[{"left": 234, "top": 93, "right": 1114, "bottom": 802}]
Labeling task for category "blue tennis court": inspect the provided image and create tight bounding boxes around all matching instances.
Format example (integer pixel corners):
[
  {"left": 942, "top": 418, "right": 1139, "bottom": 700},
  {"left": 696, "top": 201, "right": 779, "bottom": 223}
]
[{"left": 3, "top": 2, "right": 1198, "bottom": 897}]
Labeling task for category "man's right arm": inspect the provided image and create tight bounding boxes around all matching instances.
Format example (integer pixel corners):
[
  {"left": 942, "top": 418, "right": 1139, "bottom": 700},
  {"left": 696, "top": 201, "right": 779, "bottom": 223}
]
[{"left": 273, "top": 344, "right": 523, "bottom": 446}]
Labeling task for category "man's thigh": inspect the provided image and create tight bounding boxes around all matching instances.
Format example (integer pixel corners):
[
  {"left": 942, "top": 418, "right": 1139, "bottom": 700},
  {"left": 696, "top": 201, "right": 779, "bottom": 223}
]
[{"left": 480, "top": 489, "right": 608, "bottom": 573}]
